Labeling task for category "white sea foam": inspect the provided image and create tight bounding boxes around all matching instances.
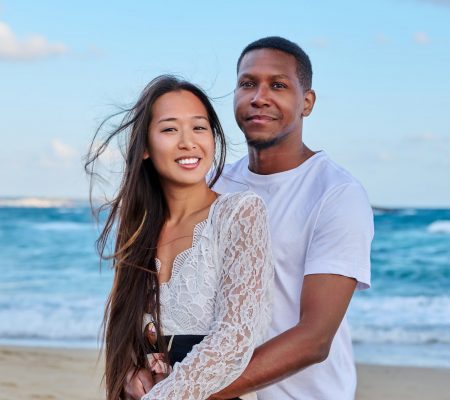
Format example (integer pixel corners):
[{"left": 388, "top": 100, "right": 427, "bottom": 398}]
[
  {"left": 427, "top": 220, "right": 450, "bottom": 234},
  {"left": 397, "top": 208, "right": 418, "bottom": 216},
  {"left": 348, "top": 295, "right": 450, "bottom": 344},
  {"left": 351, "top": 326, "right": 450, "bottom": 345},
  {"left": 31, "top": 221, "right": 93, "bottom": 231},
  {"left": 0, "top": 299, "right": 104, "bottom": 344},
  {"left": 353, "top": 342, "right": 450, "bottom": 368},
  {"left": 0, "top": 197, "right": 79, "bottom": 208}
]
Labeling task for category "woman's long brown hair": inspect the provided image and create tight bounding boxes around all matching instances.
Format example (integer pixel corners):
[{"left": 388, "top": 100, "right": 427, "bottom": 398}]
[{"left": 85, "top": 75, "right": 226, "bottom": 400}]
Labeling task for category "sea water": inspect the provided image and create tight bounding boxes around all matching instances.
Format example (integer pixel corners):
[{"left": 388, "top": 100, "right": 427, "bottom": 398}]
[{"left": 1, "top": 200, "right": 449, "bottom": 367}]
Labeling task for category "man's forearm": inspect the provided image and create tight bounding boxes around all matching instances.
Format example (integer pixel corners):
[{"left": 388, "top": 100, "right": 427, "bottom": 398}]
[
  {"left": 209, "top": 324, "right": 330, "bottom": 399},
  {"left": 209, "top": 275, "right": 357, "bottom": 399}
]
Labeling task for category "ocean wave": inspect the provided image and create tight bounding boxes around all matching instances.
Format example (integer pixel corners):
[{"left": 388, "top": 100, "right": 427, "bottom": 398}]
[
  {"left": 352, "top": 342, "right": 450, "bottom": 368},
  {"left": 0, "top": 197, "right": 82, "bottom": 208},
  {"left": 351, "top": 326, "right": 450, "bottom": 345},
  {"left": 396, "top": 208, "right": 419, "bottom": 216},
  {"left": 372, "top": 207, "right": 419, "bottom": 216},
  {"left": 31, "top": 221, "right": 94, "bottom": 231},
  {"left": 348, "top": 295, "right": 450, "bottom": 345},
  {"left": 427, "top": 220, "right": 450, "bottom": 234},
  {"left": 0, "top": 302, "right": 103, "bottom": 343}
]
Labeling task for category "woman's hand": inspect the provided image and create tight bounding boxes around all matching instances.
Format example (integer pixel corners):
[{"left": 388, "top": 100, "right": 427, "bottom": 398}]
[{"left": 123, "top": 368, "right": 154, "bottom": 400}]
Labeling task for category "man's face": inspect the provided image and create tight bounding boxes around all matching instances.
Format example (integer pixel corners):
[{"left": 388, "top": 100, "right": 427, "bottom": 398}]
[{"left": 234, "top": 49, "right": 308, "bottom": 149}]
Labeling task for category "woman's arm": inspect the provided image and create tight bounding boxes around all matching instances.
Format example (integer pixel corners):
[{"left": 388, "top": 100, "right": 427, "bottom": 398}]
[{"left": 141, "top": 194, "right": 273, "bottom": 400}]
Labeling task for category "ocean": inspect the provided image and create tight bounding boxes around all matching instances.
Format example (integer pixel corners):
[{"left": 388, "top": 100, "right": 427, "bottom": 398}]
[{"left": 1, "top": 199, "right": 449, "bottom": 368}]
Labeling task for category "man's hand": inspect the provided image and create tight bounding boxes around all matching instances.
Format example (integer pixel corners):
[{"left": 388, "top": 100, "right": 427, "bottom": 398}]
[{"left": 123, "top": 368, "right": 154, "bottom": 400}]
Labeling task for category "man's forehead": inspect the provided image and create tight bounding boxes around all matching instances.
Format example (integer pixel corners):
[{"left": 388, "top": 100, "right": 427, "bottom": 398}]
[{"left": 238, "top": 48, "right": 297, "bottom": 75}]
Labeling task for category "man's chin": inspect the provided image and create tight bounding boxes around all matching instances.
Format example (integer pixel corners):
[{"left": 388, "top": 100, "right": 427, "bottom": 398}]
[{"left": 246, "top": 136, "right": 281, "bottom": 150}]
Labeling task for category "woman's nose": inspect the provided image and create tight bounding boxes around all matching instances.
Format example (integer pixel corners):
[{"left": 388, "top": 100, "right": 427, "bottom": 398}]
[{"left": 178, "top": 130, "right": 197, "bottom": 149}]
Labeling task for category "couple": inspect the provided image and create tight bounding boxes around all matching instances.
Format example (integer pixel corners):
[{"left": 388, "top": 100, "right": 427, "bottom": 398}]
[{"left": 86, "top": 36, "right": 374, "bottom": 400}]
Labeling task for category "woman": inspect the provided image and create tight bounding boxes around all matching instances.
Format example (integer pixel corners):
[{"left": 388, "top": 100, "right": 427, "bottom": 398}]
[{"left": 85, "top": 75, "right": 273, "bottom": 400}]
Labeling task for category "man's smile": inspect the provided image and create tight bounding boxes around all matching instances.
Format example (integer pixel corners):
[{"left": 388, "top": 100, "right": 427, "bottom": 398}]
[{"left": 245, "top": 114, "right": 278, "bottom": 122}]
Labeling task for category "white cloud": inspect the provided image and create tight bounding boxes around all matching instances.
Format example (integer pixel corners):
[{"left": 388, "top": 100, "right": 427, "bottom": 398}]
[
  {"left": 39, "top": 139, "right": 78, "bottom": 168},
  {"left": 311, "top": 37, "right": 329, "bottom": 48},
  {"left": 0, "top": 21, "right": 67, "bottom": 61},
  {"left": 406, "top": 132, "right": 447, "bottom": 143},
  {"left": 415, "top": 132, "right": 443, "bottom": 141},
  {"left": 376, "top": 33, "right": 391, "bottom": 44},
  {"left": 51, "top": 138, "right": 77, "bottom": 161},
  {"left": 90, "top": 140, "right": 123, "bottom": 163},
  {"left": 377, "top": 152, "right": 393, "bottom": 161},
  {"left": 87, "top": 44, "right": 105, "bottom": 57},
  {"left": 419, "top": 0, "right": 450, "bottom": 6},
  {"left": 413, "top": 32, "right": 430, "bottom": 45}
]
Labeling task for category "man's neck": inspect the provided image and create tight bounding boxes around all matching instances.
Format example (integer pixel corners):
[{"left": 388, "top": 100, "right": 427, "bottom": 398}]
[{"left": 247, "top": 139, "right": 315, "bottom": 175}]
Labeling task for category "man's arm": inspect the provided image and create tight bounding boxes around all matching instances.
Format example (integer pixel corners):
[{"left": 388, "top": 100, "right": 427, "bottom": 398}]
[{"left": 208, "top": 273, "right": 357, "bottom": 399}]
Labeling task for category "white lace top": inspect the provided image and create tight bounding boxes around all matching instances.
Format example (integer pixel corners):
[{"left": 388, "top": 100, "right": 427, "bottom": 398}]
[{"left": 142, "top": 191, "right": 274, "bottom": 400}]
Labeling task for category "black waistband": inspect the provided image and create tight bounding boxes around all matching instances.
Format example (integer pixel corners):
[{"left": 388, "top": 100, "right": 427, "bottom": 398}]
[
  {"left": 163, "top": 334, "right": 206, "bottom": 365},
  {"left": 157, "top": 335, "right": 242, "bottom": 400}
]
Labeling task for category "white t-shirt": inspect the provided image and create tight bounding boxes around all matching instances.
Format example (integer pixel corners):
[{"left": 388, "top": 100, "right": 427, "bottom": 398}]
[{"left": 213, "top": 151, "right": 374, "bottom": 400}]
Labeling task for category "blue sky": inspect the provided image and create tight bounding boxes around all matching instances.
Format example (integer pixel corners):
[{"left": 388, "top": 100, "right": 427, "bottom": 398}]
[{"left": 1, "top": 0, "right": 449, "bottom": 207}]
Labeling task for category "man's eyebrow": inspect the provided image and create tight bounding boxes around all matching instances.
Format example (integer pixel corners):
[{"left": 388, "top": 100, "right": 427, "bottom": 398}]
[
  {"left": 238, "top": 73, "right": 291, "bottom": 80},
  {"left": 157, "top": 116, "right": 208, "bottom": 124},
  {"left": 272, "top": 74, "right": 291, "bottom": 80}
]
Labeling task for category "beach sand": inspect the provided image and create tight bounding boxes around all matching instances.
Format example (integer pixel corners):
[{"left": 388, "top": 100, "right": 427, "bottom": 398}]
[{"left": 0, "top": 345, "right": 449, "bottom": 400}]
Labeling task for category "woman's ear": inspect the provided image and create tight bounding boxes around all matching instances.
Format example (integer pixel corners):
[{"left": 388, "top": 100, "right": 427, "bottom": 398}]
[{"left": 143, "top": 150, "right": 150, "bottom": 160}]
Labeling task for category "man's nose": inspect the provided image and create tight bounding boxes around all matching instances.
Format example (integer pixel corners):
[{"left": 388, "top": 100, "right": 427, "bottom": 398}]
[{"left": 251, "top": 85, "right": 270, "bottom": 108}]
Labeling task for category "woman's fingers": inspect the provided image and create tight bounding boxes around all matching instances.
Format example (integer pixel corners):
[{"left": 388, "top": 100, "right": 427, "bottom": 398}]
[
  {"left": 138, "top": 368, "right": 155, "bottom": 393},
  {"left": 152, "top": 373, "right": 166, "bottom": 385},
  {"left": 124, "top": 368, "right": 152, "bottom": 399}
]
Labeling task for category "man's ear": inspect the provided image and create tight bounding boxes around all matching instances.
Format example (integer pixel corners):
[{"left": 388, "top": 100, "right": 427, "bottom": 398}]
[{"left": 302, "top": 89, "right": 316, "bottom": 117}]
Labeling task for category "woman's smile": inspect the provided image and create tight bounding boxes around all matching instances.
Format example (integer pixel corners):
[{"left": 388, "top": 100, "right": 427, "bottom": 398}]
[{"left": 175, "top": 156, "right": 201, "bottom": 169}]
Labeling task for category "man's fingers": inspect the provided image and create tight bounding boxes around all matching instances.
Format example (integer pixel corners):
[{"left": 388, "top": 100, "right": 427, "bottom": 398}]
[{"left": 138, "top": 368, "right": 155, "bottom": 393}]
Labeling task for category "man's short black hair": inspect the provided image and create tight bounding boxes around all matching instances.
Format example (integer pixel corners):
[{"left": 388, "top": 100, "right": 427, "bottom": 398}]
[{"left": 237, "top": 36, "right": 313, "bottom": 90}]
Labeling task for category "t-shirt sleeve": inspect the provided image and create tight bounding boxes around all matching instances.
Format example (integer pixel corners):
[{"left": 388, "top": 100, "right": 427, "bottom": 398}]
[
  {"left": 304, "top": 183, "right": 374, "bottom": 290},
  {"left": 141, "top": 193, "right": 274, "bottom": 399}
]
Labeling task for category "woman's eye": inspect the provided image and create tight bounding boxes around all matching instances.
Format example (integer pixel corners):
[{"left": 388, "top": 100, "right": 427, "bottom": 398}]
[
  {"left": 194, "top": 126, "right": 207, "bottom": 131},
  {"left": 161, "top": 127, "right": 176, "bottom": 133}
]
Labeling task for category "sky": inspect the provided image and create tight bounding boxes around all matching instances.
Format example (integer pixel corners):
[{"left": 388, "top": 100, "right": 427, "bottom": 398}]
[{"left": 1, "top": 0, "right": 449, "bottom": 207}]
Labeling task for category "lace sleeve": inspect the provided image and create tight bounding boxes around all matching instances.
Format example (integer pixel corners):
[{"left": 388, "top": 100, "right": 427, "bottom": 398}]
[{"left": 142, "top": 193, "right": 274, "bottom": 400}]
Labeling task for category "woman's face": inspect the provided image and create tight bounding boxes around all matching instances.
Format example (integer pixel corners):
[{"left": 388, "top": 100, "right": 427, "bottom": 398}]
[{"left": 145, "top": 90, "right": 215, "bottom": 189}]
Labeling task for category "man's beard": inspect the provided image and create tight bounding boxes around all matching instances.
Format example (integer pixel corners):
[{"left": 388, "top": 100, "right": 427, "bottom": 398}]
[{"left": 246, "top": 136, "right": 282, "bottom": 150}]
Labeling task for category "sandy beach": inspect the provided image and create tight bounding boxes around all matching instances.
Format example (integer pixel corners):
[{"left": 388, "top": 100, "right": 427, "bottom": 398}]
[{"left": 1, "top": 346, "right": 449, "bottom": 400}]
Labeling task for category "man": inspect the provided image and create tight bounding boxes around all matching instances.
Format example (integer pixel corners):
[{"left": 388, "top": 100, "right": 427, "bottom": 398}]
[
  {"left": 125, "top": 36, "right": 373, "bottom": 400},
  {"left": 207, "top": 36, "right": 373, "bottom": 400}
]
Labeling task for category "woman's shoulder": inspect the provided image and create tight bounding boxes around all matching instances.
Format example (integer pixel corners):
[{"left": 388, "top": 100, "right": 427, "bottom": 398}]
[
  {"left": 211, "top": 191, "right": 267, "bottom": 230},
  {"left": 215, "top": 190, "right": 266, "bottom": 212}
]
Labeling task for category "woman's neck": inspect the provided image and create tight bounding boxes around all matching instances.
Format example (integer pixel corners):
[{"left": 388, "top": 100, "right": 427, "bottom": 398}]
[{"left": 162, "top": 181, "right": 217, "bottom": 225}]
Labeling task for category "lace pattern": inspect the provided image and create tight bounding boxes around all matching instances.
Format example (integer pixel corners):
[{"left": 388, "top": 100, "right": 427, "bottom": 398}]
[{"left": 141, "top": 191, "right": 274, "bottom": 399}]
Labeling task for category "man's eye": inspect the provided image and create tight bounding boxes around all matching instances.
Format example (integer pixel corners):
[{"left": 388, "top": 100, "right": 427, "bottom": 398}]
[
  {"left": 272, "top": 82, "right": 287, "bottom": 89},
  {"left": 239, "top": 81, "right": 255, "bottom": 88}
]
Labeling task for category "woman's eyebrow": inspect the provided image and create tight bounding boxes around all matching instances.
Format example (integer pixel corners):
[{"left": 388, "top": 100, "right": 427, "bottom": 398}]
[
  {"left": 157, "top": 116, "right": 208, "bottom": 124},
  {"left": 157, "top": 117, "right": 177, "bottom": 124}
]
